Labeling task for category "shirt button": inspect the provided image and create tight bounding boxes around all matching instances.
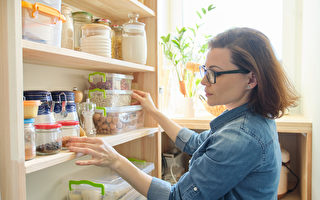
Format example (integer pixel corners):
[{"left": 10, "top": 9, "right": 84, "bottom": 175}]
[
  {"left": 193, "top": 187, "right": 198, "bottom": 191},
  {"left": 189, "top": 160, "right": 191, "bottom": 164}
]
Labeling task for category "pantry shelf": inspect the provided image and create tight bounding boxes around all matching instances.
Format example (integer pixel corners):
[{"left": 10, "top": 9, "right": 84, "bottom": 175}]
[
  {"left": 25, "top": 127, "right": 158, "bottom": 174},
  {"left": 63, "top": 0, "right": 155, "bottom": 20},
  {"left": 22, "top": 40, "right": 155, "bottom": 73}
]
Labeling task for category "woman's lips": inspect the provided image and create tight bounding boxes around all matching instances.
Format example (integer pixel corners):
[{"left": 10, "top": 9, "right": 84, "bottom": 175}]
[{"left": 205, "top": 92, "right": 213, "bottom": 97}]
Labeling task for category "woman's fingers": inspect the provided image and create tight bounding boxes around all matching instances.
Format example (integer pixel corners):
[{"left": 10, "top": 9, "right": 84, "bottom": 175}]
[
  {"left": 75, "top": 159, "right": 101, "bottom": 166},
  {"left": 68, "top": 146, "right": 102, "bottom": 158},
  {"left": 67, "top": 142, "right": 104, "bottom": 153},
  {"left": 68, "top": 136, "right": 104, "bottom": 145},
  {"left": 131, "top": 92, "right": 144, "bottom": 102},
  {"left": 133, "top": 89, "right": 146, "bottom": 97}
]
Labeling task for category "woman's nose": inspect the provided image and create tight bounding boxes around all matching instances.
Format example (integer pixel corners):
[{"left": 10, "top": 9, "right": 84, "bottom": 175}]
[{"left": 201, "top": 75, "right": 209, "bottom": 86}]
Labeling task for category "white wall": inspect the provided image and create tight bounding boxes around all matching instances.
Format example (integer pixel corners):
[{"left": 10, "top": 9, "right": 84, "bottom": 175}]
[{"left": 300, "top": 0, "right": 320, "bottom": 199}]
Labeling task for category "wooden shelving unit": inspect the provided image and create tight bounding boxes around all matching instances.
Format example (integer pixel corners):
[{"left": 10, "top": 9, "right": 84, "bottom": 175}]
[
  {"left": 25, "top": 128, "right": 158, "bottom": 174},
  {"left": 1, "top": 0, "right": 159, "bottom": 199},
  {"left": 171, "top": 115, "right": 312, "bottom": 200}
]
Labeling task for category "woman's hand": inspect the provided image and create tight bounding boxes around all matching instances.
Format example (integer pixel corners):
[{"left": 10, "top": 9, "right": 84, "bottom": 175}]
[
  {"left": 67, "top": 137, "right": 122, "bottom": 169},
  {"left": 132, "top": 90, "right": 158, "bottom": 114}
]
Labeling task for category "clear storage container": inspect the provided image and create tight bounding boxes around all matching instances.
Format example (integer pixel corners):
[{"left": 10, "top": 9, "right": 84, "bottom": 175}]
[
  {"left": 24, "top": 90, "right": 55, "bottom": 124},
  {"left": 93, "top": 105, "right": 144, "bottom": 134},
  {"left": 51, "top": 90, "right": 78, "bottom": 122},
  {"left": 58, "top": 120, "right": 80, "bottom": 149},
  {"left": 21, "top": 1, "right": 66, "bottom": 47},
  {"left": 88, "top": 72, "right": 133, "bottom": 90},
  {"left": 111, "top": 25, "right": 123, "bottom": 60},
  {"left": 72, "top": 11, "right": 92, "bottom": 50},
  {"left": 68, "top": 161, "right": 154, "bottom": 200},
  {"left": 89, "top": 89, "right": 132, "bottom": 107},
  {"left": 24, "top": 100, "right": 41, "bottom": 119},
  {"left": 61, "top": 4, "right": 74, "bottom": 49},
  {"left": 78, "top": 99, "right": 97, "bottom": 137},
  {"left": 24, "top": 118, "right": 36, "bottom": 161},
  {"left": 26, "top": 0, "right": 62, "bottom": 11},
  {"left": 122, "top": 13, "right": 147, "bottom": 64},
  {"left": 80, "top": 24, "right": 112, "bottom": 58},
  {"left": 35, "top": 123, "right": 62, "bottom": 155}
]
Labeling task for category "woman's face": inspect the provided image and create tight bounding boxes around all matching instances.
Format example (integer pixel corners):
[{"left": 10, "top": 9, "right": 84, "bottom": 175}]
[{"left": 201, "top": 48, "right": 255, "bottom": 110}]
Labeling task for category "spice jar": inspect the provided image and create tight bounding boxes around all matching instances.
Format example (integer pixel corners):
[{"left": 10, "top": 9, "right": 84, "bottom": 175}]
[
  {"left": 80, "top": 24, "right": 111, "bottom": 57},
  {"left": 111, "top": 25, "right": 123, "bottom": 59},
  {"left": 35, "top": 123, "right": 62, "bottom": 155},
  {"left": 24, "top": 118, "right": 36, "bottom": 161},
  {"left": 72, "top": 11, "right": 92, "bottom": 51},
  {"left": 58, "top": 120, "right": 80, "bottom": 149},
  {"left": 122, "top": 13, "right": 147, "bottom": 64},
  {"left": 61, "top": 4, "right": 74, "bottom": 49}
]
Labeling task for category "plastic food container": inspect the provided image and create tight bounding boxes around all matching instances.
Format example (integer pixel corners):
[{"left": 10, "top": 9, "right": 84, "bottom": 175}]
[
  {"left": 58, "top": 120, "right": 80, "bottom": 149},
  {"left": 24, "top": 118, "right": 36, "bottom": 161},
  {"left": 88, "top": 72, "right": 133, "bottom": 90},
  {"left": 51, "top": 91, "right": 78, "bottom": 122},
  {"left": 26, "top": 0, "right": 62, "bottom": 11},
  {"left": 68, "top": 161, "right": 154, "bottom": 200},
  {"left": 24, "top": 90, "right": 55, "bottom": 124},
  {"left": 24, "top": 100, "right": 41, "bottom": 119},
  {"left": 93, "top": 105, "right": 144, "bottom": 134},
  {"left": 89, "top": 89, "right": 132, "bottom": 107},
  {"left": 21, "top": 1, "right": 66, "bottom": 47},
  {"left": 35, "top": 123, "right": 62, "bottom": 155}
]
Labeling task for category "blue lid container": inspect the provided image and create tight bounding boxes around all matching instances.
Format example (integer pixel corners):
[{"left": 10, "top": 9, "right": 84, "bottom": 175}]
[
  {"left": 24, "top": 118, "right": 35, "bottom": 124},
  {"left": 24, "top": 90, "right": 52, "bottom": 102},
  {"left": 51, "top": 91, "right": 75, "bottom": 102}
]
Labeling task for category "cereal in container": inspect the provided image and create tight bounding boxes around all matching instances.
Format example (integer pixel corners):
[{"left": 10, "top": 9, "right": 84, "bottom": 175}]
[
  {"left": 88, "top": 72, "right": 133, "bottom": 90},
  {"left": 88, "top": 89, "right": 132, "bottom": 108}
]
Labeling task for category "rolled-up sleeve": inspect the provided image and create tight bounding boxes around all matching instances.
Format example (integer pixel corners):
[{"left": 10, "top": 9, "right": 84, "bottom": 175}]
[{"left": 147, "top": 177, "right": 171, "bottom": 200}]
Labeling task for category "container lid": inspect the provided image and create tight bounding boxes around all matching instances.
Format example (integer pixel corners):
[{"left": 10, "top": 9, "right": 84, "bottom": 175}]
[
  {"left": 24, "top": 100, "right": 41, "bottom": 106},
  {"left": 57, "top": 120, "right": 79, "bottom": 126},
  {"left": 96, "top": 105, "right": 142, "bottom": 116},
  {"left": 24, "top": 90, "right": 52, "bottom": 102},
  {"left": 35, "top": 123, "right": 62, "bottom": 129},
  {"left": 51, "top": 91, "right": 75, "bottom": 101},
  {"left": 72, "top": 11, "right": 93, "bottom": 19},
  {"left": 24, "top": 118, "right": 35, "bottom": 124},
  {"left": 88, "top": 89, "right": 132, "bottom": 99},
  {"left": 93, "top": 18, "right": 112, "bottom": 26},
  {"left": 21, "top": 1, "right": 66, "bottom": 22},
  {"left": 88, "top": 72, "right": 133, "bottom": 82}
]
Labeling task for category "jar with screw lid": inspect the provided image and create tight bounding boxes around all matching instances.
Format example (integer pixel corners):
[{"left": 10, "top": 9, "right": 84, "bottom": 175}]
[
  {"left": 72, "top": 11, "right": 93, "bottom": 51},
  {"left": 58, "top": 120, "right": 80, "bottom": 149},
  {"left": 35, "top": 123, "right": 62, "bottom": 155}
]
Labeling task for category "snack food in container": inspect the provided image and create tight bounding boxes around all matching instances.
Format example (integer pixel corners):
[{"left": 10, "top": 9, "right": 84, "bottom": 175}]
[
  {"left": 35, "top": 123, "right": 62, "bottom": 155},
  {"left": 24, "top": 100, "right": 41, "bottom": 119},
  {"left": 68, "top": 160, "right": 154, "bottom": 200},
  {"left": 58, "top": 120, "right": 80, "bottom": 149},
  {"left": 93, "top": 105, "right": 144, "bottom": 135},
  {"left": 21, "top": 1, "right": 66, "bottom": 47},
  {"left": 89, "top": 89, "right": 132, "bottom": 107},
  {"left": 88, "top": 72, "right": 133, "bottom": 90}
]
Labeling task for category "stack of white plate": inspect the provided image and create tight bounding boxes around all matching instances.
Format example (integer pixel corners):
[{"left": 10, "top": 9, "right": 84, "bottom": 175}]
[{"left": 80, "top": 36, "right": 111, "bottom": 58}]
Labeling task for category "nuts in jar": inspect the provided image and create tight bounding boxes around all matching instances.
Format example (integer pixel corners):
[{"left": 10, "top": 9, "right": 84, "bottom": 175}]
[{"left": 35, "top": 123, "right": 62, "bottom": 155}]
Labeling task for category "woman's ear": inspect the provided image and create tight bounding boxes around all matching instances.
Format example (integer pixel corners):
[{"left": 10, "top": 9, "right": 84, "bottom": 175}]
[{"left": 247, "top": 72, "right": 257, "bottom": 89}]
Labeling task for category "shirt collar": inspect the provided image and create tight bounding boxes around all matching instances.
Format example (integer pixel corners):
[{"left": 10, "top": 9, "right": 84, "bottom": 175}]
[{"left": 209, "top": 103, "right": 250, "bottom": 132}]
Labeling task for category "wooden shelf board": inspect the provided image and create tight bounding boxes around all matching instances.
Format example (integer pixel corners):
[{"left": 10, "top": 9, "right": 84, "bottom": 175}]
[
  {"left": 172, "top": 115, "right": 312, "bottom": 134},
  {"left": 25, "top": 127, "right": 158, "bottom": 174},
  {"left": 63, "top": 0, "right": 155, "bottom": 20},
  {"left": 23, "top": 40, "right": 155, "bottom": 73}
]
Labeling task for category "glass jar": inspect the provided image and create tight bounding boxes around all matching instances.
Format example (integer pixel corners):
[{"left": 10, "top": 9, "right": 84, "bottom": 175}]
[
  {"left": 72, "top": 11, "right": 92, "bottom": 51},
  {"left": 35, "top": 123, "right": 62, "bottom": 155},
  {"left": 122, "top": 13, "right": 147, "bottom": 64},
  {"left": 80, "top": 24, "right": 112, "bottom": 57},
  {"left": 24, "top": 118, "right": 36, "bottom": 161},
  {"left": 78, "top": 99, "right": 96, "bottom": 137},
  {"left": 111, "top": 25, "right": 123, "bottom": 60},
  {"left": 51, "top": 90, "right": 78, "bottom": 122},
  {"left": 58, "top": 120, "right": 80, "bottom": 149},
  {"left": 61, "top": 4, "right": 74, "bottom": 49}
]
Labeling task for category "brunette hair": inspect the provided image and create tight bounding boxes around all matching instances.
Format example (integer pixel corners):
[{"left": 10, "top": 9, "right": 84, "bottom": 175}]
[{"left": 209, "top": 27, "right": 299, "bottom": 118}]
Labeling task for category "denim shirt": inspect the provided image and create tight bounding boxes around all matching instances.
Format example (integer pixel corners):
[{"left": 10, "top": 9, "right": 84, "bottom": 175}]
[{"left": 147, "top": 104, "right": 281, "bottom": 200}]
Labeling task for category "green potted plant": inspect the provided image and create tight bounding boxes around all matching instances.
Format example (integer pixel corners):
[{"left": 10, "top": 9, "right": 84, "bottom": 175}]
[{"left": 160, "top": 4, "right": 215, "bottom": 98}]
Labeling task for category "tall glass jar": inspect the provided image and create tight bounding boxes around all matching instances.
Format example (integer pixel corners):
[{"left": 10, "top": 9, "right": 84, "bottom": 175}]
[
  {"left": 58, "top": 120, "right": 80, "bottom": 149},
  {"left": 61, "top": 4, "right": 74, "bottom": 49},
  {"left": 35, "top": 123, "right": 62, "bottom": 155},
  {"left": 72, "top": 11, "right": 92, "bottom": 51},
  {"left": 122, "top": 13, "right": 147, "bottom": 64},
  {"left": 24, "top": 118, "right": 36, "bottom": 161},
  {"left": 111, "top": 25, "right": 123, "bottom": 60}
]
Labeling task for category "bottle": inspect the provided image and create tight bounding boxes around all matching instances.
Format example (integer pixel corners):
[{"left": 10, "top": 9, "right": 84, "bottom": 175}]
[
  {"left": 24, "top": 118, "right": 36, "bottom": 160},
  {"left": 72, "top": 11, "right": 93, "bottom": 51},
  {"left": 79, "top": 99, "right": 96, "bottom": 137},
  {"left": 111, "top": 25, "right": 123, "bottom": 59},
  {"left": 61, "top": 4, "right": 74, "bottom": 49},
  {"left": 122, "top": 13, "right": 147, "bottom": 64}
]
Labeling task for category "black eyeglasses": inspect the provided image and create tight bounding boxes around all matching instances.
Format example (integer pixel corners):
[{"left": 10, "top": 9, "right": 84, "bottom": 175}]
[{"left": 199, "top": 65, "right": 250, "bottom": 84}]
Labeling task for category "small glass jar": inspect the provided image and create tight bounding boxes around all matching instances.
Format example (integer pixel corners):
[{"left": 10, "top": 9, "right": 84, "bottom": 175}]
[
  {"left": 61, "top": 4, "right": 74, "bottom": 49},
  {"left": 122, "top": 13, "right": 147, "bottom": 64},
  {"left": 111, "top": 25, "right": 123, "bottom": 60},
  {"left": 58, "top": 120, "right": 80, "bottom": 149},
  {"left": 24, "top": 118, "right": 36, "bottom": 161},
  {"left": 80, "top": 24, "right": 112, "bottom": 57},
  {"left": 35, "top": 123, "right": 62, "bottom": 155},
  {"left": 72, "top": 11, "right": 93, "bottom": 51}
]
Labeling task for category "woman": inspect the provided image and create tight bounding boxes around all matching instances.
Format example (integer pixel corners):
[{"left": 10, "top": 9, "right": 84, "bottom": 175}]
[{"left": 67, "top": 27, "right": 298, "bottom": 200}]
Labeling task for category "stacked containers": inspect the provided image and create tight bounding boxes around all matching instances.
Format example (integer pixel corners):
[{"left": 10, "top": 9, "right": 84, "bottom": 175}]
[
  {"left": 21, "top": 1, "right": 65, "bottom": 47},
  {"left": 88, "top": 72, "right": 144, "bottom": 134},
  {"left": 68, "top": 161, "right": 154, "bottom": 200}
]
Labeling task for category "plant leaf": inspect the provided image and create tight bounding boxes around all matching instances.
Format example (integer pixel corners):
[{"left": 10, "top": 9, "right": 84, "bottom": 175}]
[
  {"left": 208, "top": 4, "right": 215, "bottom": 11},
  {"left": 202, "top": 8, "right": 206, "bottom": 14},
  {"left": 196, "top": 11, "right": 202, "bottom": 19}
]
